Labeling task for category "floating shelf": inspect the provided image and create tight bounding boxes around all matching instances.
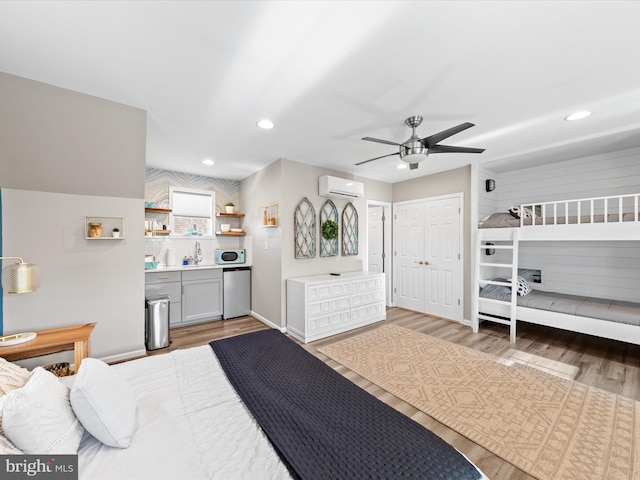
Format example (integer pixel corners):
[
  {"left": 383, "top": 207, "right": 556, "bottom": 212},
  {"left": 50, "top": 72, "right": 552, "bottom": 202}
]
[
  {"left": 145, "top": 208, "right": 172, "bottom": 214},
  {"left": 86, "top": 216, "right": 125, "bottom": 240},
  {"left": 217, "top": 213, "right": 245, "bottom": 218},
  {"left": 215, "top": 231, "right": 246, "bottom": 236}
]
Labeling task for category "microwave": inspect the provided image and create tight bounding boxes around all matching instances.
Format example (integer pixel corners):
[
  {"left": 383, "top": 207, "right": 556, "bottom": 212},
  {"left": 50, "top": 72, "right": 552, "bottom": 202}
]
[{"left": 215, "top": 249, "right": 246, "bottom": 265}]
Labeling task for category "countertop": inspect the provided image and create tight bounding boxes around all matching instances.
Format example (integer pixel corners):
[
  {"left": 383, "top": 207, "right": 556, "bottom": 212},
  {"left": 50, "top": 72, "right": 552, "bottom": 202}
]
[{"left": 145, "top": 263, "right": 251, "bottom": 273}]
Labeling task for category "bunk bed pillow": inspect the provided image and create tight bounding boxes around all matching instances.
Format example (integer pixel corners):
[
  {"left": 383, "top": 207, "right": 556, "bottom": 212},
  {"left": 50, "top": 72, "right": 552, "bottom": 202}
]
[
  {"left": 513, "top": 276, "right": 532, "bottom": 296},
  {"left": 508, "top": 206, "right": 533, "bottom": 220}
]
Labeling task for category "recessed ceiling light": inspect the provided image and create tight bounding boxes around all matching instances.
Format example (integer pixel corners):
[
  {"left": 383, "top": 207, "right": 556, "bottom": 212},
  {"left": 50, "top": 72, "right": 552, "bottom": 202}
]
[
  {"left": 396, "top": 164, "right": 408, "bottom": 170},
  {"left": 202, "top": 158, "right": 215, "bottom": 166},
  {"left": 564, "top": 111, "right": 592, "bottom": 121},
  {"left": 257, "top": 119, "right": 275, "bottom": 129}
]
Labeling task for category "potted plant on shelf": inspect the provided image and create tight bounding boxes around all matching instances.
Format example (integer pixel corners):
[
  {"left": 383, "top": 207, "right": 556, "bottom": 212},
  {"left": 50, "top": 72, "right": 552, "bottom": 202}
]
[
  {"left": 224, "top": 202, "right": 235, "bottom": 214},
  {"left": 112, "top": 227, "right": 121, "bottom": 238}
]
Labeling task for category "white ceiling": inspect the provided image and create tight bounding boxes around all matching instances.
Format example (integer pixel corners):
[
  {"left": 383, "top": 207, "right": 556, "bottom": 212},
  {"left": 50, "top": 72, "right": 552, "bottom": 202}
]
[{"left": 2, "top": 1, "right": 640, "bottom": 183}]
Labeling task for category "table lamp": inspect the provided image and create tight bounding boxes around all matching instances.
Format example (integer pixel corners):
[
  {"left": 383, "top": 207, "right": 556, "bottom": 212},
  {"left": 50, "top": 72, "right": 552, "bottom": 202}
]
[{"left": 0, "top": 256, "right": 41, "bottom": 346}]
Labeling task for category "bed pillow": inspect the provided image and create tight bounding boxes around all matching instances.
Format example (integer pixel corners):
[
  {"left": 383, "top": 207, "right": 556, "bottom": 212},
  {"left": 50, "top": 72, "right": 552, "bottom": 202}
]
[
  {"left": 0, "top": 357, "right": 32, "bottom": 436},
  {"left": 70, "top": 358, "right": 137, "bottom": 448},
  {"left": 0, "top": 433, "right": 22, "bottom": 454},
  {"left": 2, "top": 367, "right": 84, "bottom": 454},
  {"left": 514, "top": 276, "right": 532, "bottom": 296},
  {"left": 508, "top": 206, "right": 533, "bottom": 220}
]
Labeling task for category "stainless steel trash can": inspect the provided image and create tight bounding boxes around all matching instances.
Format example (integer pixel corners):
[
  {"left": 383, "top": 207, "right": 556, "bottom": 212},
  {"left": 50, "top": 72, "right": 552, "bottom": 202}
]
[{"left": 145, "top": 295, "right": 170, "bottom": 350}]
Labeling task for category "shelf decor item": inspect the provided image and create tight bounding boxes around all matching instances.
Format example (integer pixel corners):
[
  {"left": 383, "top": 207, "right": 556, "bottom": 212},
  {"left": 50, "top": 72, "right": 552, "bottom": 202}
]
[
  {"left": 224, "top": 202, "right": 235, "bottom": 214},
  {"left": 88, "top": 222, "right": 102, "bottom": 238},
  {"left": 342, "top": 202, "right": 359, "bottom": 256},
  {"left": 112, "top": 227, "right": 120, "bottom": 238},
  {"left": 294, "top": 197, "right": 316, "bottom": 259},
  {"left": 320, "top": 199, "right": 338, "bottom": 257}
]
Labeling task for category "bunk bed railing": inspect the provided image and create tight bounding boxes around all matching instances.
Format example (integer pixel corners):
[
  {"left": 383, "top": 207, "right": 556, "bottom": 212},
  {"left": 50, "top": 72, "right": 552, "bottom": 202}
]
[{"left": 519, "top": 193, "right": 640, "bottom": 227}]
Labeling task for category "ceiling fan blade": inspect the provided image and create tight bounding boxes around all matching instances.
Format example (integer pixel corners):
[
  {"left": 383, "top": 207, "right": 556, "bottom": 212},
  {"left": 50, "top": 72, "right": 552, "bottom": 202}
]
[
  {"left": 420, "top": 122, "right": 475, "bottom": 148},
  {"left": 354, "top": 152, "right": 399, "bottom": 166},
  {"left": 428, "top": 144, "right": 486, "bottom": 154},
  {"left": 409, "top": 163, "right": 419, "bottom": 170},
  {"left": 362, "top": 136, "right": 402, "bottom": 147}
]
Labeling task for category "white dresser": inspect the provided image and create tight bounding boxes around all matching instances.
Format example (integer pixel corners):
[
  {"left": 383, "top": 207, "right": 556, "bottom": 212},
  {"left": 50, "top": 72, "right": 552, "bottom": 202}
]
[{"left": 286, "top": 271, "right": 386, "bottom": 343}]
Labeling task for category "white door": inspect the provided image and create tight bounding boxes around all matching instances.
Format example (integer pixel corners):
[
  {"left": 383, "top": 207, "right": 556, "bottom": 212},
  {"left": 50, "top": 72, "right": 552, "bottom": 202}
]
[
  {"left": 368, "top": 206, "right": 384, "bottom": 273},
  {"left": 424, "top": 196, "right": 461, "bottom": 319},
  {"left": 394, "top": 195, "right": 462, "bottom": 321},
  {"left": 394, "top": 202, "right": 425, "bottom": 312}
]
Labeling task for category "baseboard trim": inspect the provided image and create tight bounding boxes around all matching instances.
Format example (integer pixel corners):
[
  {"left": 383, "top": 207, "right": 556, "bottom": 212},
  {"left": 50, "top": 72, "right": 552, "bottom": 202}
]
[
  {"left": 100, "top": 348, "right": 147, "bottom": 365},
  {"left": 251, "top": 311, "right": 286, "bottom": 333}
]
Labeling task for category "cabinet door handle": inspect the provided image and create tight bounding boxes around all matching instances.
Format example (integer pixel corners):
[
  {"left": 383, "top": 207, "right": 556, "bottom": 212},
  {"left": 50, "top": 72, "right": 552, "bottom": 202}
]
[
  {"left": 157, "top": 276, "right": 170, "bottom": 279},
  {"left": 158, "top": 292, "right": 170, "bottom": 296}
]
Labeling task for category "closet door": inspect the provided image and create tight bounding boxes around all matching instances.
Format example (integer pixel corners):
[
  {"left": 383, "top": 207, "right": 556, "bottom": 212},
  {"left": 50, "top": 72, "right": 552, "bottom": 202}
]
[
  {"left": 424, "top": 196, "right": 461, "bottom": 320},
  {"left": 394, "top": 202, "right": 425, "bottom": 312},
  {"left": 394, "top": 195, "right": 462, "bottom": 322}
]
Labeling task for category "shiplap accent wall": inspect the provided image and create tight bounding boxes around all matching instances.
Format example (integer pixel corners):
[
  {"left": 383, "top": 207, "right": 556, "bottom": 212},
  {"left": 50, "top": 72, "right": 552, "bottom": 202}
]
[{"left": 483, "top": 147, "right": 640, "bottom": 303}]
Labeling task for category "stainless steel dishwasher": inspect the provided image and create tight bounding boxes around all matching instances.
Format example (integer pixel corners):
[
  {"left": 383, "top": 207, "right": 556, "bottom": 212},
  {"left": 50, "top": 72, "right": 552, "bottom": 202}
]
[{"left": 223, "top": 267, "right": 251, "bottom": 319}]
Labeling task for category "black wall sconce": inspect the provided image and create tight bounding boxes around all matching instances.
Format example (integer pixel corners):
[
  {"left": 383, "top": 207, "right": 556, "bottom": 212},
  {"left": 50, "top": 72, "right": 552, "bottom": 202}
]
[
  {"left": 485, "top": 242, "right": 495, "bottom": 255},
  {"left": 485, "top": 179, "right": 496, "bottom": 192}
]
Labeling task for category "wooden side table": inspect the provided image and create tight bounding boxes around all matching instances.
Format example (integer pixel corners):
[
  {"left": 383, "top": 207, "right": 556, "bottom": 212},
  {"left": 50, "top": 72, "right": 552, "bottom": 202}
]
[{"left": 0, "top": 323, "right": 96, "bottom": 373}]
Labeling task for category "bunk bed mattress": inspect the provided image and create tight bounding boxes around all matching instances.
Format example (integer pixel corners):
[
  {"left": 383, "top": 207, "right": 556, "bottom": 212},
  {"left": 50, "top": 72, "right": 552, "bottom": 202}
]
[
  {"left": 480, "top": 287, "right": 640, "bottom": 326},
  {"left": 479, "top": 212, "right": 638, "bottom": 228}
]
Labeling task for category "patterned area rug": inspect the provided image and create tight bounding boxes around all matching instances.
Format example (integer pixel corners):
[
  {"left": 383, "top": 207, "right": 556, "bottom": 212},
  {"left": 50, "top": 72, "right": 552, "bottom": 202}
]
[
  {"left": 502, "top": 349, "right": 580, "bottom": 381},
  {"left": 318, "top": 325, "right": 640, "bottom": 480}
]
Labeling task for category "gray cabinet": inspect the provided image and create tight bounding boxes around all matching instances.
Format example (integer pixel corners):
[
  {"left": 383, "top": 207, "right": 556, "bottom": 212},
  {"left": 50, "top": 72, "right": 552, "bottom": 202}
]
[
  {"left": 145, "top": 268, "right": 223, "bottom": 327},
  {"left": 145, "top": 271, "right": 182, "bottom": 326},
  {"left": 182, "top": 269, "right": 223, "bottom": 324}
]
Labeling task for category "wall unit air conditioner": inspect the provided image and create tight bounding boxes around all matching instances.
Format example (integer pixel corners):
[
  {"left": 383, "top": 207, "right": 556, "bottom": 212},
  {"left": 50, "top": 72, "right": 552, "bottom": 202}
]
[{"left": 318, "top": 175, "right": 364, "bottom": 199}]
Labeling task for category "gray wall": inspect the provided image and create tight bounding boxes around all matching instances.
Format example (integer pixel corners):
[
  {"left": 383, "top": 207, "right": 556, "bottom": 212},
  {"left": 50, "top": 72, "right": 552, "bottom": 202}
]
[
  {"left": 0, "top": 72, "right": 145, "bottom": 198},
  {"left": 0, "top": 72, "right": 147, "bottom": 367},
  {"left": 392, "top": 166, "right": 472, "bottom": 319}
]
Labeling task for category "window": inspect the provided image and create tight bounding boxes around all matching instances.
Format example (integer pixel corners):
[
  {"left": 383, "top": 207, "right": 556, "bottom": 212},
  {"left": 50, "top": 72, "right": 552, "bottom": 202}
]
[{"left": 170, "top": 187, "right": 215, "bottom": 236}]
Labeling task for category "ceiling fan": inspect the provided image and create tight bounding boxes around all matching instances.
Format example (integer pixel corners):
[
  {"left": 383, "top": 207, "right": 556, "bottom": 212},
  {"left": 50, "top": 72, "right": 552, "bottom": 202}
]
[{"left": 356, "top": 115, "right": 485, "bottom": 170}]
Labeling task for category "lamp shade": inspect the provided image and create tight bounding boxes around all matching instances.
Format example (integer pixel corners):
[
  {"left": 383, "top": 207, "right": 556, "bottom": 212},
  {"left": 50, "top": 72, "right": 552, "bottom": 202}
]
[{"left": 1, "top": 258, "right": 41, "bottom": 294}]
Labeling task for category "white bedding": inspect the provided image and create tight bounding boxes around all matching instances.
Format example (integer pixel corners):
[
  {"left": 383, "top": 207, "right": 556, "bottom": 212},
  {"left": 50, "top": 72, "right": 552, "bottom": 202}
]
[{"left": 75, "top": 346, "right": 292, "bottom": 480}]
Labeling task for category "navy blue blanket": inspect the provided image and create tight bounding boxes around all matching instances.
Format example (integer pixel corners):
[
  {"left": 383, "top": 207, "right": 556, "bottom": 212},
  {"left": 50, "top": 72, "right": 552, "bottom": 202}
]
[{"left": 210, "top": 329, "right": 483, "bottom": 480}]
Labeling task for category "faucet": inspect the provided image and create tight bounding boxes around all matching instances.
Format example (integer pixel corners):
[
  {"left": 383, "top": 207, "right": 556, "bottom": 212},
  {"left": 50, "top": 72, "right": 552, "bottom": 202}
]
[{"left": 194, "top": 241, "right": 202, "bottom": 265}]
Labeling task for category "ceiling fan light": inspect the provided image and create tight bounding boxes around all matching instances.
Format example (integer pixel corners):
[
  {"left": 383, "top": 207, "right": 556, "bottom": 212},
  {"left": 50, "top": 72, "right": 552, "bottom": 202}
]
[
  {"left": 256, "top": 119, "right": 275, "bottom": 129},
  {"left": 402, "top": 153, "right": 428, "bottom": 164},
  {"left": 564, "top": 111, "right": 592, "bottom": 121}
]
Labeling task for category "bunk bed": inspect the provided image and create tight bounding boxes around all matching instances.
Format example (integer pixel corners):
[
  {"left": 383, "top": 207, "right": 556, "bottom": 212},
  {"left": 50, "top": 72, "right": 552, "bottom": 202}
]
[{"left": 473, "top": 193, "right": 640, "bottom": 345}]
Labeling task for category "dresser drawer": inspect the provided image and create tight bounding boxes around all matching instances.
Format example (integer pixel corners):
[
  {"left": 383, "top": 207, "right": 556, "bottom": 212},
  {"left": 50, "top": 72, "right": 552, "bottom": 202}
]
[
  {"left": 351, "top": 302, "right": 385, "bottom": 324},
  {"left": 351, "top": 288, "right": 384, "bottom": 307},
  {"left": 351, "top": 276, "right": 384, "bottom": 293},
  {"left": 308, "top": 295, "right": 350, "bottom": 317},
  {"left": 308, "top": 310, "right": 350, "bottom": 335},
  {"left": 307, "top": 281, "right": 350, "bottom": 301}
]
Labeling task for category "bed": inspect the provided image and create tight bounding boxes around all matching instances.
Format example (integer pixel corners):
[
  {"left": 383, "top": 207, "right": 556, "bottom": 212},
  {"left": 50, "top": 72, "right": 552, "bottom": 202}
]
[
  {"left": 0, "top": 329, "right": 488, "bottom": 480},
  {"left": 474, "top": 192, "right": 640, "bottom": 344}
]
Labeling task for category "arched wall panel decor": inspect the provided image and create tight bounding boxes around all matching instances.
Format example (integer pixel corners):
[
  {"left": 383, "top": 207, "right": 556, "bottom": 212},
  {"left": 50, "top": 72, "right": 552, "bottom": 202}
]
[
  {"left": 320, "top": 199, "right": 339, "bottom": 257},
  {"left": 294, "top": 197, "right": 316, "bottom": 259},
  {"left": 342, "top": 202, "right": 358, "bottom": 256}
]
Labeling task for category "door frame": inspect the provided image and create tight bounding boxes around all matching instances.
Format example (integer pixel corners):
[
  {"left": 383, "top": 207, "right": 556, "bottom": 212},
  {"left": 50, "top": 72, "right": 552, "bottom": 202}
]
[
  {"left": 365, "top": 199, "right": 393, "bottom": 306},
  {"left": 392, "top": 192, "right": 464, "bottom": 321}
]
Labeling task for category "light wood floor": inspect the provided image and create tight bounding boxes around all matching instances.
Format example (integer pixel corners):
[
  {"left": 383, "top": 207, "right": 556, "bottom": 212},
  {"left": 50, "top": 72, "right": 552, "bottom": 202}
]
[{"left": 148, "top": 309, "right": 640, "bottom": 480}]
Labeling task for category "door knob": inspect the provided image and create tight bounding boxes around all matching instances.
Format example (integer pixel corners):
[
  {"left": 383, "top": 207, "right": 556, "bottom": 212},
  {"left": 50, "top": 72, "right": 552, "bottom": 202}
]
[
  {"left": 415, "top": 261, "right": 423, "bottom": 265},
  {"left": 424, "top": 260, "right": 430, "bottom": 265}
]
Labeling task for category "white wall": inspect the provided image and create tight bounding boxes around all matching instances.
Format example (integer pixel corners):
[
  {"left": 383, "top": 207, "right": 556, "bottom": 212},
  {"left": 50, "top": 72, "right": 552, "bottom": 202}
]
[
  {"left": 481, "top": 147, "right": 640, "bottom": 303},
  {"left": 3, "top": 189, "right": 145, "bottom": 368}
]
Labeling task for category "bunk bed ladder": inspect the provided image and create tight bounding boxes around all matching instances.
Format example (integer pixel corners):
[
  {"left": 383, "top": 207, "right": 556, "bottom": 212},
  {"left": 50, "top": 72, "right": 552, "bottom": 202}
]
[{"left": 476, "top": 230, "right": 519, "bottom": 343}]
